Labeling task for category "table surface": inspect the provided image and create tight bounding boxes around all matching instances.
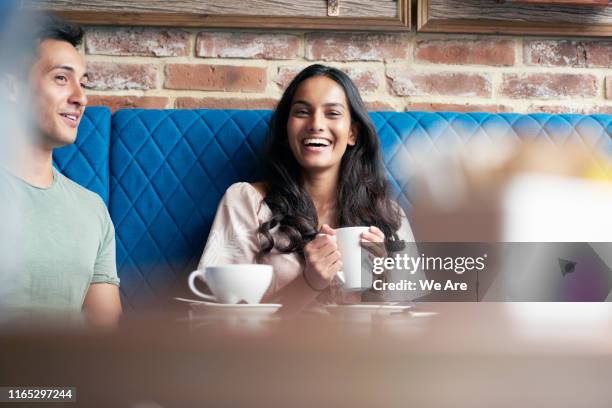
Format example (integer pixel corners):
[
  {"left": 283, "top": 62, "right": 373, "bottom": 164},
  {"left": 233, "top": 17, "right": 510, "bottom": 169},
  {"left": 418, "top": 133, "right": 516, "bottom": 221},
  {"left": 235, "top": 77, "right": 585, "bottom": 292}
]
[{"left": 2, "top": 302, "right": 612, "bottom": 408}]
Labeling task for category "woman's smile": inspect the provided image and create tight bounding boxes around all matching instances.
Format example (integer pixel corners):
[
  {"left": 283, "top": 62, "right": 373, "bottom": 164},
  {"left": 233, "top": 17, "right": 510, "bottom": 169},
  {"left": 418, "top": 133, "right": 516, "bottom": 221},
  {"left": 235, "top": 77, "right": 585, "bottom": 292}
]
[{"left": 301, "top": 136, "right": 333, "bottom": 153}]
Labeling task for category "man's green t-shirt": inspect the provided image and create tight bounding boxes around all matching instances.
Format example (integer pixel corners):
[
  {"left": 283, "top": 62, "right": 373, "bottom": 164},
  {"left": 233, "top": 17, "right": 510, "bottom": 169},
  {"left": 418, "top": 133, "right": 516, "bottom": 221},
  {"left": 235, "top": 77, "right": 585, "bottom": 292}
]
[{"left": 0, "top": 167, "right": 119, "bottom": 317}]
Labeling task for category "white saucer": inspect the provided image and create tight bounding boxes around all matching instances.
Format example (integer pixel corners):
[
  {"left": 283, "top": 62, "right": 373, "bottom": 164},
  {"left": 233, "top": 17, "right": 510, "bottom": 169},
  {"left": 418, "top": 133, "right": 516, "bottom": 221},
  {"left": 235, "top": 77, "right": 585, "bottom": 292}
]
[
  {"left": 175, "top": 297, "right": 282, "bottom": 316},
  {"left": 175, "top": 297, "right": 280, "bottom": 309},
  {"left": 193, "top": 301, "right": 281, "bottom": 310},
  {"left": 324, "top": 304, "right": 412, "bottom": 315}
]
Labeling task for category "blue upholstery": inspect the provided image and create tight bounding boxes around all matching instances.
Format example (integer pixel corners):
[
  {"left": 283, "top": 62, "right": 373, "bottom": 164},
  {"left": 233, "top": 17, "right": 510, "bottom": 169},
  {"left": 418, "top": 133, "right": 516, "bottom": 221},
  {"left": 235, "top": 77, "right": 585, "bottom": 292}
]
[
  {"left": 61, "top": 109, "right": 612, "bottom": 309},
  {"left": 110, "top": 110, "right": 269, "bottom": 308},
  {"left": 373, "top": 112, "right": 612, "bottom": 211},
  {"left": 53, "top": 107, "right": 111, "bottom": 205}
]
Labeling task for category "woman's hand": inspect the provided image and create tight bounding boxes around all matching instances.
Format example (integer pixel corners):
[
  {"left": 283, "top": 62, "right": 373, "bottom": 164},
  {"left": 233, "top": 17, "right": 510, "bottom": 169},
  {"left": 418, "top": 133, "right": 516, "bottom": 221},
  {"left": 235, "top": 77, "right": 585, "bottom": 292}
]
[
  {"left": 361, "top": 226, "right": 387, "bottom": 259},
  {"left": 303, "top": 224, "right": 341, "bottom": 291}
]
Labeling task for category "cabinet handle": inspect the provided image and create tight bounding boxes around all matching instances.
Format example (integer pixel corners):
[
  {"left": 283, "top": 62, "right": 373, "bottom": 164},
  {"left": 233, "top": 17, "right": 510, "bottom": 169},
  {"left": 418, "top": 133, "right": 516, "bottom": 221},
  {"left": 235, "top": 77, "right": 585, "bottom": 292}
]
[{"left": 328, "top": 0, "right": 340, "bottom": 16}]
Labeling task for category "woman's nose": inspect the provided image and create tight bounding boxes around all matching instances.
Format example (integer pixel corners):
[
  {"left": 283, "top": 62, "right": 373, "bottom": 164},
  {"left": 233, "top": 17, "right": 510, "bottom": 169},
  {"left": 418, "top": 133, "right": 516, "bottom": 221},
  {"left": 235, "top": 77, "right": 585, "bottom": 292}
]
[{"left": 308, "top": 111, "right": 324, "bottom": 132}]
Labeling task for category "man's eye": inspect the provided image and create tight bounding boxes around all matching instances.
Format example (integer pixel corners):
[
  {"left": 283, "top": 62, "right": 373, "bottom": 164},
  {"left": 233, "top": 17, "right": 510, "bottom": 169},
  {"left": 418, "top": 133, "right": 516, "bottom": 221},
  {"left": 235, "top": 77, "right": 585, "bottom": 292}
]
[
  {"left": 80, "top": 82, "right": 91, "bottom": 89},
  {"left": 55, "top": 75, "right": 67, "bottom": 83}
]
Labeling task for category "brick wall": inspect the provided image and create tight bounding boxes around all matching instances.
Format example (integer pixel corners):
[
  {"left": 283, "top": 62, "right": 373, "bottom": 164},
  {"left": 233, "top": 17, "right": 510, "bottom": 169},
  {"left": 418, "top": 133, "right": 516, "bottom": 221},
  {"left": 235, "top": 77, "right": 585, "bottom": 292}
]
[{"left": 82, "top": 27, "right": 612, "bottom": 114}]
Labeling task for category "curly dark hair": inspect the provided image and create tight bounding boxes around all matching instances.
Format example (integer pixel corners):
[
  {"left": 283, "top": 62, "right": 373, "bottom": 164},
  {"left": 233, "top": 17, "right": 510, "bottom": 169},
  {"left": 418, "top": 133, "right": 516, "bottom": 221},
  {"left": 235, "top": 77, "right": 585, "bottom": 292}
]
[{"left": 256, "top": 64, "right": 403, "bottom": 261}]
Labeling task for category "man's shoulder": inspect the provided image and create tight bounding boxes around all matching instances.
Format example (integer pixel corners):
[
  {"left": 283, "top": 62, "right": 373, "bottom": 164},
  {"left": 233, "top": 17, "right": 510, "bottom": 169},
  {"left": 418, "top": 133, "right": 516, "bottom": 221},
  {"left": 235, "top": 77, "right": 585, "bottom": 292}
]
[{"left": 55, "top": 172, "right": 107, "bottom": 212}]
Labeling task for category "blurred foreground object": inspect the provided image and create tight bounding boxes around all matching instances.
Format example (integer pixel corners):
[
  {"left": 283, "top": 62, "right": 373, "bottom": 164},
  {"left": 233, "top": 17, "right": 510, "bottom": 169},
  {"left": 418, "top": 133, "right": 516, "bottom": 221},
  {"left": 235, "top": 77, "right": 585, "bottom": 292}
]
[
  {"left": 0, "top": 2, "right": 35, "bottom": 319},
  {"left": 409, "top": 135, "right": 612, "bottom": 242},
  {"left": 406, "top": 130, "right": 612, "bottom": 301},
  {"left": 2, "top": 303, "right": 612, "bottom": 408}
]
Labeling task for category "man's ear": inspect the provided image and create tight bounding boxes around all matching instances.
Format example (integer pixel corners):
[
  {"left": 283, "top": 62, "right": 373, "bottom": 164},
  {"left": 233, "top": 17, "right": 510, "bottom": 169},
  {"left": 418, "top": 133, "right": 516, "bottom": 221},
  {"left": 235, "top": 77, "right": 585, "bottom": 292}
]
[
  {"left": 0, "top": 73, "right": 20, "bottom": 103},
  {"left": 348, "top": 121, "right": 359, "bottom": 146}
]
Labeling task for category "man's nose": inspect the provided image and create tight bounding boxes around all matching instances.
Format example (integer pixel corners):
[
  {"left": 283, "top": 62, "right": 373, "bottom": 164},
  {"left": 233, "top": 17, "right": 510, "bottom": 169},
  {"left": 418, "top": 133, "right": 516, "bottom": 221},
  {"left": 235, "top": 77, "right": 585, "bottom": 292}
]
[{"left": 69, "top": 82, "right": 87, "bottom": 107}]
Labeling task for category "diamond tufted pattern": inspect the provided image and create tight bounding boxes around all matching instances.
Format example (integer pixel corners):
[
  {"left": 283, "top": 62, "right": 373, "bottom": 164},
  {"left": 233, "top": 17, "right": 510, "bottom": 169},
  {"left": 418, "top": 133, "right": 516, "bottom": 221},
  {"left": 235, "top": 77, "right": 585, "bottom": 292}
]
[
  {"left": 59, "top": 109, "right": 612, "bottom": 309},
  {"left": 110, "top": 110, "right": 269, "bottom": 308},
  {"left": 53, "top": 107, "right": 111, "bottom": 204},
  {"left": 373, "top": 112, "right": 612, "bottom": 211}
]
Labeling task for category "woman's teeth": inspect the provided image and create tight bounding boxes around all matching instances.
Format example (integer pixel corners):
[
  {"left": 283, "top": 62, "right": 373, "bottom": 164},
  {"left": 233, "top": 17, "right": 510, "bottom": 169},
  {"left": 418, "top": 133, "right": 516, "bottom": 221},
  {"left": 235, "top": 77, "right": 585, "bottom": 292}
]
[{"left": 303, "top": 138, "right": 331, "bottom": 147}]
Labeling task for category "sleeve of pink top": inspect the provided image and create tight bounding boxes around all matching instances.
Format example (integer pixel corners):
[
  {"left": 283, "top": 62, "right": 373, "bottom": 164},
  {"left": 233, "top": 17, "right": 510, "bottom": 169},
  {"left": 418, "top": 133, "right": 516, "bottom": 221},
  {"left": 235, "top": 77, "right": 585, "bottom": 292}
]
[
  {"left": 197, "top": 183, "right": 262, "bottom": 269},
  {"left": 397, "top": 206, "right": 416, "bottom": 243}
]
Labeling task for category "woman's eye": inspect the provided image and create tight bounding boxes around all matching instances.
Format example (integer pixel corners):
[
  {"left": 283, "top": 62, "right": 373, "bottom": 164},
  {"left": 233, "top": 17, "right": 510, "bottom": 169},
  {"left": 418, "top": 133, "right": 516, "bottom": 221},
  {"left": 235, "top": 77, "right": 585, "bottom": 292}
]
[
  {"left": 327, "top": 111, "right": 342, "bottom": 117},
  {"left": 294, "top": 109, "right": 309, "bottom": 116}
]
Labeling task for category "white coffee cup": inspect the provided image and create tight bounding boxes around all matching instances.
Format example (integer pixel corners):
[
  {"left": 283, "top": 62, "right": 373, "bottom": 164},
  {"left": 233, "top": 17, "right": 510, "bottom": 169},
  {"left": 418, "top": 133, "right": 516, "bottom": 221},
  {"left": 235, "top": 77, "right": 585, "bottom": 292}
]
[
  {"left": 188, "top": 264, "right": 273, "bottom": 304},
  {"left": 335, "top": 226, "right": 371, "bottom": 291}
]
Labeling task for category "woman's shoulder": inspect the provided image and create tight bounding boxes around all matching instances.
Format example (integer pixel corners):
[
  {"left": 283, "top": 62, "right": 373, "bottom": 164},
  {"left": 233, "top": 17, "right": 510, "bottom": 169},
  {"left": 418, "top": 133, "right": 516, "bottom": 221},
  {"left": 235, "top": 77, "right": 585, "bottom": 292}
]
[
  {"left": 221, "top": 181, "right": 272, "bottom": 220},
  {"left": 222, "top": 181, "right": 268, "bottom": 206},
  {"left": 249, "top": 181, "right": 269, "bottom": 197}
]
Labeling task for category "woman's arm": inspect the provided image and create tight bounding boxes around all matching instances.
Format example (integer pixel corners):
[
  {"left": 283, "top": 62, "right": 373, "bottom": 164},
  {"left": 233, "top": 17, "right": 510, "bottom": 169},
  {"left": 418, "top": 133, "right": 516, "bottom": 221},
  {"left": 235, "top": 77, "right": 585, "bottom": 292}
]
[
  {"left": 199, "top": 185, "right": 340, "bottom": 311},
  {"left": 198, "top": 183, "right": 262, "bottom": 269}
]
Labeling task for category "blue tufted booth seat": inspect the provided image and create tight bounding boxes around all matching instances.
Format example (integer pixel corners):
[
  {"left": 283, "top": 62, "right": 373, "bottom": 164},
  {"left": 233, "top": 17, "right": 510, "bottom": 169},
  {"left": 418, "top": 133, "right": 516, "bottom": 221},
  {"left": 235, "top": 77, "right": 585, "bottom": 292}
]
[{"left": 53, "top": 107, "right": 612, "bottom": 309}]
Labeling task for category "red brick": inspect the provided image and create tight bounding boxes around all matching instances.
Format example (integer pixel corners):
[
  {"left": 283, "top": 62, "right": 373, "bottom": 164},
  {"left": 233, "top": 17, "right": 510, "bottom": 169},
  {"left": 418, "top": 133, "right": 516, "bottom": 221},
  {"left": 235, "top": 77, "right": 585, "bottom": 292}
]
[
  {"left": 606, "top": 76, "right": 612, "bottom": 100},
  {"left": 275, "top": 66, "right": 380, "bottom": 94},
  {"left": 196, "top": 32, "right": 300, "bottom": 59},
  {"left": 87, "top": 95, "right": 169, "bottom": 112},
  {"left": 275, "top": 66, "right": 303, "bottom": 90},
  {"left": 527, "top": 105, "right": 587, "bottom": 114},
  {"left": 164, "top": 64, "right": 266, "bottom": 92},
  {"left": 86, "top": 62, "right": 157, "bottom": 90},
  {"left": 415, "top": 39, "right": 515, "bottom": 66},
  {"left": 500, "top": 73, "right": 598, "bottom": 99},
  {"left": 175, "top": 97, "right": 277, "bottom": 110},
  {"left": 529, "top": 104, "right": 612, "bottom": 115},
  {"left": 524, "top": 40, "right": 612, "bottom": 68},
  {"left": 386, "top": 69, "right": 491, "bottom": 97},
  {"left": 305, "top": 32, "right": 407, "bottom": 62},
  {"left": 582, "top": 42, "right": 612, "bottom": 67},
  {"left": 365, "top": 101, "right": 396, "bottom": 111},
  {"left": 591, "top": 105, "right": 612, "bottom": 114},
  {"left": 345, "top": 68, "right": 380, "bottom": 94},
  {"left": 524, "top": 40, "right": 585, "bottom": 67},
  {"left": 407, "top": 102, "right": 513, "bottom": 113},
  {"left": 85, "top": 27, "right": 191, "bottom": 57}
]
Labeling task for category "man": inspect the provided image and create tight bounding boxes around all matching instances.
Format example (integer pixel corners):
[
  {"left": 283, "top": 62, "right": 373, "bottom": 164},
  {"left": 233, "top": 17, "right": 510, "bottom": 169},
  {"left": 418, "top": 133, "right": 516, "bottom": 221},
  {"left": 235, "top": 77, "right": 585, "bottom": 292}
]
[{"left": 0, "top": 11, "right": 121, "bottom": 327}]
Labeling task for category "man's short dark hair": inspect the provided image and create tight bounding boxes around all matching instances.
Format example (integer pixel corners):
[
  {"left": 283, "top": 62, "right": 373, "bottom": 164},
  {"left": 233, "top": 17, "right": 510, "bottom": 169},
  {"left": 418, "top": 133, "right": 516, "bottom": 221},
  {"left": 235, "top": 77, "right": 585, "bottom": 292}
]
[
  {"left": 0, "top": 10, "right": 83, "bottom": 77},
  {"left": 33, "top": 12, "right": 84, "bottom": 48}
]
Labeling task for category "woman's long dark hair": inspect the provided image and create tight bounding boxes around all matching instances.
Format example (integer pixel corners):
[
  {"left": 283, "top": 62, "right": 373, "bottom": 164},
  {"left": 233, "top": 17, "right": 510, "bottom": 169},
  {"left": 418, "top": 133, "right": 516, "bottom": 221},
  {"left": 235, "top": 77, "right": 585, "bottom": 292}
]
[{"left": 256, "top": 64, "right": 402, "bottom": 261}]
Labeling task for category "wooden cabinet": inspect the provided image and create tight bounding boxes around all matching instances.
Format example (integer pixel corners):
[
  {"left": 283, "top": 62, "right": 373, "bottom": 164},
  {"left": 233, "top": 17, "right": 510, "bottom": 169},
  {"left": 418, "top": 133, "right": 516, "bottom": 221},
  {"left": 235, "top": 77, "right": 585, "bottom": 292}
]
[
  {"left": 418, "top": 0, "right": 612, "bottom": 36},
  {"left": 512, "top": 0, "right": 607, "bottom": 4},
  {"left": 25, "top": 0, "right": 410, "bottom": 31}
]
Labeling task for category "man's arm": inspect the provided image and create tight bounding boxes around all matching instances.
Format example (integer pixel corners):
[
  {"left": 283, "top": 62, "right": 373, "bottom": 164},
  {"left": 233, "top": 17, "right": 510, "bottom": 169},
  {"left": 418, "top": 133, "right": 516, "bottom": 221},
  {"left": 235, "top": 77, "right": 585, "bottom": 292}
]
[{"left": 83, "top": 283, "right": 122, "bottom": 328}]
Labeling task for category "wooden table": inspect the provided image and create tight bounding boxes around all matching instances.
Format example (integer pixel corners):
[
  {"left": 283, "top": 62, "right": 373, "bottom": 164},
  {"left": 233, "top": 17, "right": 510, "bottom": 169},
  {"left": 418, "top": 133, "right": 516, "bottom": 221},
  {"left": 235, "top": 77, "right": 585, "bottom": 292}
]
[{"left": 1, "top": 303, "right": 612, "bottom": 408}]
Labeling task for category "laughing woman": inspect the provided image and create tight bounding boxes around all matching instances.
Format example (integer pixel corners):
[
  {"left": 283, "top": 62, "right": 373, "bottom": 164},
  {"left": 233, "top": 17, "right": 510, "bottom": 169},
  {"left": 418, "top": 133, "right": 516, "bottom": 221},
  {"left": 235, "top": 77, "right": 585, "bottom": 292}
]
[{"left": 198, "top": 64, "right": 414, "bottom": 309}]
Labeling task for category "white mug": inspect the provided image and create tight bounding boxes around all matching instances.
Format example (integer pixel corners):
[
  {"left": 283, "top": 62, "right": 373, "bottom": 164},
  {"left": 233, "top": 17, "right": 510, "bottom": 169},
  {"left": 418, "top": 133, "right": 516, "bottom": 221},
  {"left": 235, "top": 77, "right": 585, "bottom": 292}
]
[
  {"left": 188, "top": 264, "right": 273, "bottom": 304},
  {"left": 335, "top": 226, "right": 371, "bottom": 291}
]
